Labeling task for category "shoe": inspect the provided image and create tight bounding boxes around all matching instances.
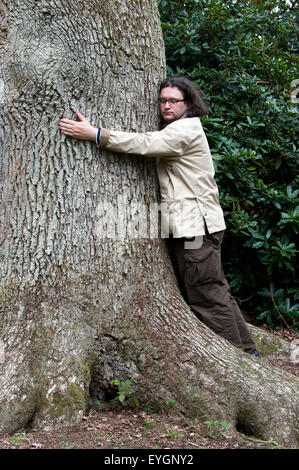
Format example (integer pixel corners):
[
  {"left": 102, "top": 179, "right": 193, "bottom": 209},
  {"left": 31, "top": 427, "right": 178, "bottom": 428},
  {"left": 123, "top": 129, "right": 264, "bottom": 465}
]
[{"left": 251, "top": 349, "right": 260, "bottom": 357}]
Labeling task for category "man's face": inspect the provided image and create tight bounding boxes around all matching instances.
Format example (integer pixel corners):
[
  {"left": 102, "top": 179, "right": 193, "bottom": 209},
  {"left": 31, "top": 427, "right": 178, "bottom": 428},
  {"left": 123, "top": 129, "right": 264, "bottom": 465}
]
[{"left": 160, "top": 86, "right": 188, "bottom": 124}]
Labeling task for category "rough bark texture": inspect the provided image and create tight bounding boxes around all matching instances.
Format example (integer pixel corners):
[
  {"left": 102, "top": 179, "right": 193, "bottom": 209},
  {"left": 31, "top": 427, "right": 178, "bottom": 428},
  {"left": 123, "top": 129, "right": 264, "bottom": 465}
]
[{"left": 0, "top": 0, "right": 298, "bottom": 447}]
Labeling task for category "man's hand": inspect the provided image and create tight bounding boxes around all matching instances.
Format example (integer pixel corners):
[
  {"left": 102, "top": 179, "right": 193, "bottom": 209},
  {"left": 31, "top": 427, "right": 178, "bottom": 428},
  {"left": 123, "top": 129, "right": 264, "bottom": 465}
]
[{"left": 59, "top": 110, "right": 97, "bottom": 142}]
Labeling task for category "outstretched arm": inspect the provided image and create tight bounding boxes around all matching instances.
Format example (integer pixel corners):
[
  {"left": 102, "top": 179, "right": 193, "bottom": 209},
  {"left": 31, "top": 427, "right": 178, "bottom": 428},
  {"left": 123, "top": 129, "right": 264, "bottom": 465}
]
[
  {"left": 59, "top": 110, "right": 97, "bottom": 142},
  {"left": 59, "top": 110, "right": 197, "bottom": 159}
]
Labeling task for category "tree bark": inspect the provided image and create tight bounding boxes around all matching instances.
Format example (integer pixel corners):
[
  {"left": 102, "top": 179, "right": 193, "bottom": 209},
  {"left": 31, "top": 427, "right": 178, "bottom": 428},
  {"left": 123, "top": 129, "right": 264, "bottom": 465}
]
[{"left": 0, "top": 0, "right": 297, "bottom": 447}]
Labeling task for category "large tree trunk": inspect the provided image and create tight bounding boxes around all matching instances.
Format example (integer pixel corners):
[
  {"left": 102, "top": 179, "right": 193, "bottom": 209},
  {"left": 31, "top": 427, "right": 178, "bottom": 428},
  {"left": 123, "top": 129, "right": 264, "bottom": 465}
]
[{"left": 0, "top": 0, "right": 297, "bottom": 447}]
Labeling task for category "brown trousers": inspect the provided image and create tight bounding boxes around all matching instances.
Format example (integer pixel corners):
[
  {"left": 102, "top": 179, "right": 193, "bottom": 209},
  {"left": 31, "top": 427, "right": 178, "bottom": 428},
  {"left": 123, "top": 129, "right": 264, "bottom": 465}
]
[{"left": 168, "top": 231, "right": 256, "bottom": 353}]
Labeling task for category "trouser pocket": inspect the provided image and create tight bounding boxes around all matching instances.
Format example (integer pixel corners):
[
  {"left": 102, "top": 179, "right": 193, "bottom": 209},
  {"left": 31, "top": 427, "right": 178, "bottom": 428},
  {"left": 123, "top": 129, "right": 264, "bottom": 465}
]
[{"left": 183, "top": 234, "right": 223, "bottom": 286}]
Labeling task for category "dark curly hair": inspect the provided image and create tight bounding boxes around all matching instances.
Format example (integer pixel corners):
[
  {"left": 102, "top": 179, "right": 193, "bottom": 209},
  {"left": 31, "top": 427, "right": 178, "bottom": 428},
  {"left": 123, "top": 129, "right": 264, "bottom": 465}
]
[{"left": 159, "top": 77, "right": 209, "bottom": 128}]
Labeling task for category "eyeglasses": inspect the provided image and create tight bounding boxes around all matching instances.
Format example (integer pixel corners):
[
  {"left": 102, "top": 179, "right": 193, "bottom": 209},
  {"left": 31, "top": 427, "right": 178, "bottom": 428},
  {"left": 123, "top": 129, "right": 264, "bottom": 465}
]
[{"left": 158, "top": 98, "right": 185, "bottom": 104}]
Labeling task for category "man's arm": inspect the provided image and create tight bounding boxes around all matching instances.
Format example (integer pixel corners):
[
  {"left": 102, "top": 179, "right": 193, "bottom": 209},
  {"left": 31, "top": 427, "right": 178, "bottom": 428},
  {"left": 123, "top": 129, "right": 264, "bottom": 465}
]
[{"left": 59, "top": 110, "right": 196, "bottom": 158}]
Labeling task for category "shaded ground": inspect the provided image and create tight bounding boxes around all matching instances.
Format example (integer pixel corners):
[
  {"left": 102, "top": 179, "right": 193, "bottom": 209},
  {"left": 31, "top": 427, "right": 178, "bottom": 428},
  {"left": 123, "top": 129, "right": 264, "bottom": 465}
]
[
  {"left": 0, "top": 407, "right": 293, "bottom": 451},
  {"left": 0, "top": 326, "right": 297, "bottom": 451}
]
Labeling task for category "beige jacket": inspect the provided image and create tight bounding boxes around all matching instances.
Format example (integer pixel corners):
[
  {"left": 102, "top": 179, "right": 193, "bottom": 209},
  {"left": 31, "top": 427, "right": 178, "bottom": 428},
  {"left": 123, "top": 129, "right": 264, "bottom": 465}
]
[{"left": 100, "top": 117, "right": 226, "bottom": 237}]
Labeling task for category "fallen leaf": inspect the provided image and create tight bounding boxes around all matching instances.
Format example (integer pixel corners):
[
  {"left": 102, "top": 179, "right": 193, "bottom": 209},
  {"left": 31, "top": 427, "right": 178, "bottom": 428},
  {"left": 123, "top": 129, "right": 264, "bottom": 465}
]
[{"left": 31, "top": 443, "right": 42, "bottom": 448}]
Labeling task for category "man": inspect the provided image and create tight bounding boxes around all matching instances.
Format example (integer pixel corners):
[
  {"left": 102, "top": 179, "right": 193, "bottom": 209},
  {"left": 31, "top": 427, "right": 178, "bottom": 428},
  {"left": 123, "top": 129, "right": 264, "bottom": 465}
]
[{"left": 59, "top": 76, "right": 259, "bottom": 357}]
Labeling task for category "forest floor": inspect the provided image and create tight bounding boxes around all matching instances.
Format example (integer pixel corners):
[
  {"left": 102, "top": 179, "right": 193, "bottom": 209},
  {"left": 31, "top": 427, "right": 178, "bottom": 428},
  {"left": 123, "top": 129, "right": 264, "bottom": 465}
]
[{"left": 0, "top": 326, "right": 297, "bottom": 452}]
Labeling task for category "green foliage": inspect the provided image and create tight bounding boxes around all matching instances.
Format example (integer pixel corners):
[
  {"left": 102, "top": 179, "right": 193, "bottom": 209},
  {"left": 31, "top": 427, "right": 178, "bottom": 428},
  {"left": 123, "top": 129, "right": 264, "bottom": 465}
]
[
  {"left": 203, "top": 420, "right": 230, "bottom": 440},
  {"left": 9, "top": 432, "right": 27, "bottom": 446},
  {"left": 111, "top": 379, "right": 134, "bottom": 405},
  {"left": 166, "top": 398, "right": 176, "bottom": 409},
  {"left": 158, "top": 0, "right": 298, "bottom": 331},
  {"left": 143, "top": 419, "right": 156, "bottom": 434}
]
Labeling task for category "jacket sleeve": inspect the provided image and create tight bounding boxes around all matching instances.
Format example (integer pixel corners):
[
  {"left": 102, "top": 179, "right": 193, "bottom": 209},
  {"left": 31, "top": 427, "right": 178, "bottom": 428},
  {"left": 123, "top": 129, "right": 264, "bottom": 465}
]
[{"left": 99, "top": 119, "right": 196, "bottom": 158}]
